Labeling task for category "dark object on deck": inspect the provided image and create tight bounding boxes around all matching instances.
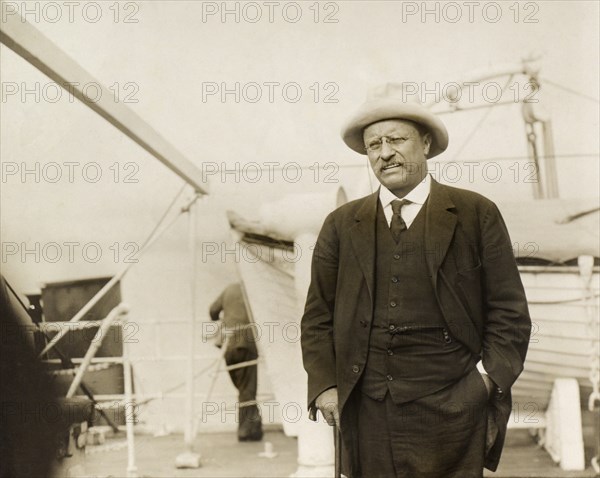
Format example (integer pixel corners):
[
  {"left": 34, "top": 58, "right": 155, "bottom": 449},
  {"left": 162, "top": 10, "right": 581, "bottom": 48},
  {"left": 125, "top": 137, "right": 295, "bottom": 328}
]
[
  {"left": 38, "top": 277, "right": 130, "bottom": 427},
  {"left": 40, "top": 322, "right": 124, "bottom": 359},
  {"left": 41, "top": 276, "right": 121, "bottom": 322}
]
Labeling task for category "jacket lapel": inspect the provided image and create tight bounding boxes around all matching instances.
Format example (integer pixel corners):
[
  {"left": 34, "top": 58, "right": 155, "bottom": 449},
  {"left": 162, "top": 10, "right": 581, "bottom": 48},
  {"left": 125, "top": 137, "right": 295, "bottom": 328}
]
[
  {"left": 350, "top": 190, "right": 379, "bottom": 301},
  {"left": 425, "top": 179, "right": 457, "bottom": 282}
]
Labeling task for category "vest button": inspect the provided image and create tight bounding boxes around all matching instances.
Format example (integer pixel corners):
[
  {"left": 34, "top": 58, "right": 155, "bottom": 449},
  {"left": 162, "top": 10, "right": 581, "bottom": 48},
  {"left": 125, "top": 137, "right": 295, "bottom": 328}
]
[
  {"left": 387, "top": 349, "right": 394, "bottom": 356},
  {"left": 390, "top": 301, "right": 397, "bottom": 307},
  {"left": 352, "top": 365, "right": 360, "bottom": 373},
  {"left": 393, "top": 254, "right": 400, "bottom": 260},
  {"left": 391, "top": 276, "right": 398, "bottom": 283},
  {"left": 495, "top": 387, "right": 505, "bottom": 400},
  {"left": 386, "top": 375, "right": 394, "bottom": 381},
  {"left": 389, "top": 324, "right": 395, "bottom": 331}
]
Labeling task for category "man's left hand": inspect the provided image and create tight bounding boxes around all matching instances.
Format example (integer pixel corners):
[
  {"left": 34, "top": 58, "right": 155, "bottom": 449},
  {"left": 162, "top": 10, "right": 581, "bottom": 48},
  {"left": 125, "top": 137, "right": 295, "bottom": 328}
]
[{"left": 480, "top": 373, "right": 499, "bottom": 454}]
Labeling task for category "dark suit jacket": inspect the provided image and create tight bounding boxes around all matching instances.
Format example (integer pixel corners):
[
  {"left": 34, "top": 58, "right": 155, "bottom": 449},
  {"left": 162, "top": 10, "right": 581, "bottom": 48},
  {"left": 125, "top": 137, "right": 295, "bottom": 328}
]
[{"left": 300, "top": 179, "right": 531, "bottom": 473}]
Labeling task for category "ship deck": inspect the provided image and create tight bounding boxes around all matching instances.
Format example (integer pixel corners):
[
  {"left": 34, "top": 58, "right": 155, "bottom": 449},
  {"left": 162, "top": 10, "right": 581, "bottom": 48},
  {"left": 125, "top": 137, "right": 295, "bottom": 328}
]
[{"left": 82, "top": 424, "right": 599, "bottom": 478}]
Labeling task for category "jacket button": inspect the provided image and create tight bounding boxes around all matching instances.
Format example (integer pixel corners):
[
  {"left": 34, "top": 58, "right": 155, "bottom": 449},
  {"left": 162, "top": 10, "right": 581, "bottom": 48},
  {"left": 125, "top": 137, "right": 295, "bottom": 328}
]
[
  {"left": 391, "top": 276, "right": 398, "bottom": 283},
  {"left": 390, "top": 301, "right": 397, "bottom": 307},
  {"left": 393, "top": 254, "right": 400, "bottom": 260},
  {"left": 360, "top": 320, "right": 367, "bottom": 328},
  {"left": 386, "top": 375, "right": 393, "bottom": 381},
  {"left": 389, "top": 324, "right": 395, "bottom": 331},
  {"left": 495, "top": 387, "right": 505, "bottom": 400},
  {"left": 352, "top": 365, "right": 360, "bottom": 373},
  {"left": 387, "top": 349, "right": 394, "bottom": 356}
]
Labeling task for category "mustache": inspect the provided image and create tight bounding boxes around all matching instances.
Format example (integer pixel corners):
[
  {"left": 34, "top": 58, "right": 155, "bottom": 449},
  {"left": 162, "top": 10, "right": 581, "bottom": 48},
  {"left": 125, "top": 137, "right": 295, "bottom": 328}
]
[
  {"left": 381, "top": 162, "right": 403, "bottom": 171},
  {"left": 378, "top": 162, "right": 424, "bottom": 174}
]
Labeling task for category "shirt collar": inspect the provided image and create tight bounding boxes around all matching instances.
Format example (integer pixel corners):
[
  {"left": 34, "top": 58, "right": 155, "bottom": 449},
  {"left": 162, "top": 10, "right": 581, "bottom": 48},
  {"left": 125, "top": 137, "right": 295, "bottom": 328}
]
[{"left": 379, "top": 174, "right": 431, "bottom": 208}]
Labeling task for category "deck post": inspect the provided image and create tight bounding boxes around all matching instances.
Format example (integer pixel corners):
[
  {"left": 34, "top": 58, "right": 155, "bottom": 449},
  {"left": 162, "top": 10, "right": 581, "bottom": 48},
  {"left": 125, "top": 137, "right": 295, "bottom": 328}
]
[
  {"left": 543, "top": 378, "right": 585, "bottom": 470},
  {"left": 175, "top": 194, "right": 202, "bottom": 469},
  {"left": 123, "top": 328, "right": 138, "bottom": 477}
]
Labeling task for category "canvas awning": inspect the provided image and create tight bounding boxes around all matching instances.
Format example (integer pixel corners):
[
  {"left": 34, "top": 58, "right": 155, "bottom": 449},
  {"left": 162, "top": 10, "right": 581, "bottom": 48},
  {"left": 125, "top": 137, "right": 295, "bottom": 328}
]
[
  {"left": 229, "top": 197, "right": 600, "bottom": 266},
  {"left": 499, "top": 198, "right": 599, "bottom": 264}
]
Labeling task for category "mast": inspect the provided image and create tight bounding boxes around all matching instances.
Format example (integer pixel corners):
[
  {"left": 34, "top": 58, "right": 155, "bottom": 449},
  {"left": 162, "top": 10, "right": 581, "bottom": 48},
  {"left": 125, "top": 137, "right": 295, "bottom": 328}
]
[
  {"left": 521, "top": 63, "right": 560, "bottom": 199},
  {"left": 430, "top": 57, "right": 560, "bottom": 200}
]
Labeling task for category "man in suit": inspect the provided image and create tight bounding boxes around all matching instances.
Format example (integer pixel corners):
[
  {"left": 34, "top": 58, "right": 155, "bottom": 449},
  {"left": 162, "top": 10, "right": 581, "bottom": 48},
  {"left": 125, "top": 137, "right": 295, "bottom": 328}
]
[
  {"left": 209, "top": 282, "right": 263, "bottom": 442},
  {"left": 300, "top": 84, "right": 531, "bottom": 477}
]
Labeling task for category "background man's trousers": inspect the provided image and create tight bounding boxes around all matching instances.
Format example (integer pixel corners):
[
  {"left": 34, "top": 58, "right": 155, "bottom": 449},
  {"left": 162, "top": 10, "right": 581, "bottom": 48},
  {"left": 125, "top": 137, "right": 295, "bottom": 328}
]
[{"left": 225, "top": 346, "right": 263, "bottom": 441}]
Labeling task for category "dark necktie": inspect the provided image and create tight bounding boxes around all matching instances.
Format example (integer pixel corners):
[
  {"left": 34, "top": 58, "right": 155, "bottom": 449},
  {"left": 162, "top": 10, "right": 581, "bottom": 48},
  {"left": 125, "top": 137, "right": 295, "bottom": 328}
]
[{"left": 390, "top": 199, "right": 410, "bottom": 242}]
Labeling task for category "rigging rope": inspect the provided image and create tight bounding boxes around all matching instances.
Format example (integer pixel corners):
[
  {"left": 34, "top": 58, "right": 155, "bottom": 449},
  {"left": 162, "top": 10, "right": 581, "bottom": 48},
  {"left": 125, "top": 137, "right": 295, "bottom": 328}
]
[
  {"left": 541, "top": 78, "right": 600, "bottom": 104},
  {"left": 38, "top": 185, "right": 195, "bottom": 357},
  {"left": 449, "top": 75, "right": 514, "bottom": 162}
]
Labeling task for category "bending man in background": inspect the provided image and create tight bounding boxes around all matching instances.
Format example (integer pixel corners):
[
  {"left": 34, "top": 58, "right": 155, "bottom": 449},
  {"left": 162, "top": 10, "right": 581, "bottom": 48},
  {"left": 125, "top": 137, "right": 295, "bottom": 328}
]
[{"left": 210, "top": 282, "right": 263, "bottom": 442}]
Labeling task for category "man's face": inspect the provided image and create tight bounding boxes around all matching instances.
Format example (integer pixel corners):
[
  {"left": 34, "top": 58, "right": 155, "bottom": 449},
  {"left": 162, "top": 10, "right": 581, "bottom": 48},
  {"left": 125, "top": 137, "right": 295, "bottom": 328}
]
[{"left": 363, "top": 119, "right": 431, "bottom": 197}]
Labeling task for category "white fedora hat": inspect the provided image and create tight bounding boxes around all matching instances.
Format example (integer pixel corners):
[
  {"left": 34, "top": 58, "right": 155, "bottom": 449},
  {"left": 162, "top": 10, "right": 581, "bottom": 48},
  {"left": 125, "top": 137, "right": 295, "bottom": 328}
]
[{"left": 341, "top": 83, "right": 449, "bottom": 158}]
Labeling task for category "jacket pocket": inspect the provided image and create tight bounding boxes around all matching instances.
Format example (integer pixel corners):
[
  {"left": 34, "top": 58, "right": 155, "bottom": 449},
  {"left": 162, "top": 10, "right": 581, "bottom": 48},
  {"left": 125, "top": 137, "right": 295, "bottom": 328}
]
[{"left": 456, "top": 260, "right": 482, "bottom": 277}]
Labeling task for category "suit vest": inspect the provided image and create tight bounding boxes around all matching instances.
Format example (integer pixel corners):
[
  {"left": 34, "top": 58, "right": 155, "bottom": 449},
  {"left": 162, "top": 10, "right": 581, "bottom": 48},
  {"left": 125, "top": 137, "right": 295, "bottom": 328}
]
[{"left": 360, "top": 200, "right": 476, "bottom": 404}]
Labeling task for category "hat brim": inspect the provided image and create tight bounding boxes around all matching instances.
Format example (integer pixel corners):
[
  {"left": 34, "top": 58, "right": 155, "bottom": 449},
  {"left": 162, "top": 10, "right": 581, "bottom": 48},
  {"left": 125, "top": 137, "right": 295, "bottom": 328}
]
[{"left": 341, "top": 99, "right": 449, "bottom": 158}]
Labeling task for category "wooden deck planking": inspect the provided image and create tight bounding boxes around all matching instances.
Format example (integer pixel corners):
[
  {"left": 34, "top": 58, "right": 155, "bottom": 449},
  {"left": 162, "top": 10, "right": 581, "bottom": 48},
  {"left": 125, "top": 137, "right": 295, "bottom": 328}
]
[
  {"left": 484, "top": 429, "right": 598, "bottom": 477},
  {"left": 81, "top": 427, "right": 600, "bottom": 478}
]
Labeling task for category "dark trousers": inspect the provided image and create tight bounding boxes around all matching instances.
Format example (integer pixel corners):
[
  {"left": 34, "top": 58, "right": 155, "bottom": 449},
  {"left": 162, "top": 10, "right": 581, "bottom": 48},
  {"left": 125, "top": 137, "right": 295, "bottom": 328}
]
[
  {"left": 357, "top": 368, "right": 488, "bottom": 478},
  {"left": 225, "top": 346, "right": 262, "bottom": 440}
]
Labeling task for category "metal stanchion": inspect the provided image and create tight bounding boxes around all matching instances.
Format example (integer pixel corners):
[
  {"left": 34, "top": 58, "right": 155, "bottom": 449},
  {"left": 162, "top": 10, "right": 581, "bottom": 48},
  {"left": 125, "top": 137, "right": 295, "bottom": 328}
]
[
  {"left": 175, "top": 194, "right": 202, "bottom": 469},
  {"left": 123, "top": 326, "right": 138, "bottom": 477}
]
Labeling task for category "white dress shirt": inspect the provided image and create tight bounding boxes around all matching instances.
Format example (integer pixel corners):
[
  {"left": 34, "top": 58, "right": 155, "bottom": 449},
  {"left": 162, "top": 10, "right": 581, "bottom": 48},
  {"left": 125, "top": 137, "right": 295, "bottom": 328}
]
[{"left": 378, "top": 174, "right": 431, "bottom": 228}]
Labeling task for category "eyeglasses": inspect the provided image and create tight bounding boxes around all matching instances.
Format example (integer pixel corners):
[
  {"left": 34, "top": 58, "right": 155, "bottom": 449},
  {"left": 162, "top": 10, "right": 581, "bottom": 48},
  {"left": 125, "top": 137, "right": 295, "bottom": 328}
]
[{"left": 364, "top": 136, "right": 410, "bottom": 153}]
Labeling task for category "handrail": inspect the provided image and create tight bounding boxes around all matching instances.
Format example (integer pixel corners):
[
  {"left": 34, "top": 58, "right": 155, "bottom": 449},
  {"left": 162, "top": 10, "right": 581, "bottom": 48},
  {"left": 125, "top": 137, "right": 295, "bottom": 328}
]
[{"left": 65, "top": 304, "right": 129, "bottom": 398}]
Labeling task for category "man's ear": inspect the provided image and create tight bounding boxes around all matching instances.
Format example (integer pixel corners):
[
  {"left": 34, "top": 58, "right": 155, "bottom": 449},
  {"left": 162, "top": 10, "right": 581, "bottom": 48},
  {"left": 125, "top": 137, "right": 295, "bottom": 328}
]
[{"left": 422, "top": 133, "right": 432, "bottom": 155}]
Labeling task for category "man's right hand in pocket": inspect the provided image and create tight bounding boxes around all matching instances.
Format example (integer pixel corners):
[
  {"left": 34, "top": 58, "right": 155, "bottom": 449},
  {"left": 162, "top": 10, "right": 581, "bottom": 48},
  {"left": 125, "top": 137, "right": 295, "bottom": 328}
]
[{"left": 315, "top": 387, "right": 339, "bottom": 427}]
